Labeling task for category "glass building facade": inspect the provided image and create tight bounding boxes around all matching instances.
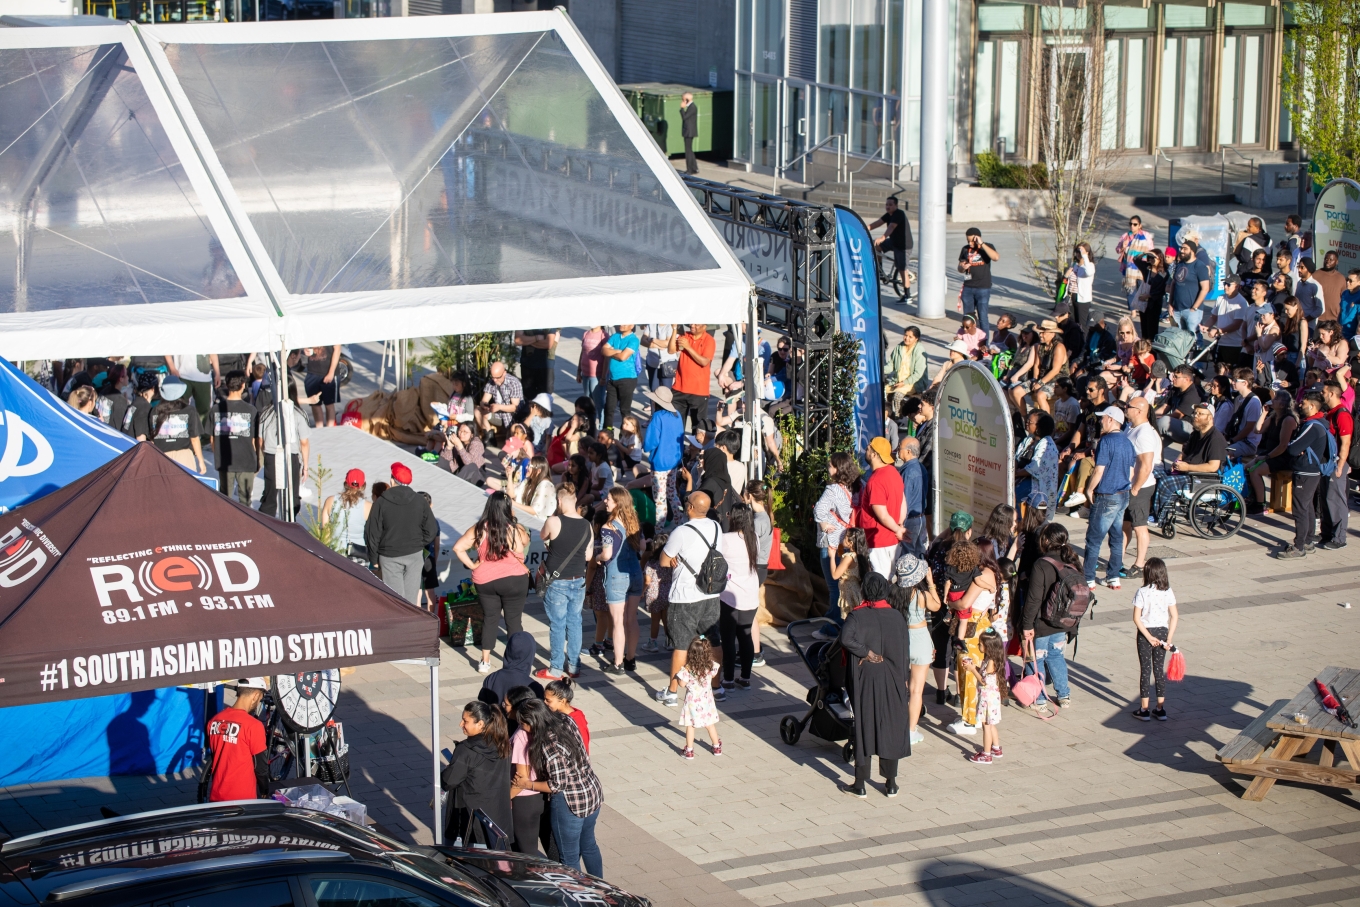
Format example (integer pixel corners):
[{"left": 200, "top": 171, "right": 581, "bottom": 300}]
[{"left": 734, "top": 0, "right": 1293, "bottom": 174}]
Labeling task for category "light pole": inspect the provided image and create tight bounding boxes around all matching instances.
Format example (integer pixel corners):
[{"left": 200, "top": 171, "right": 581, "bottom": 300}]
[{"left": 917, "top": 0, "right": 948, "bottom": 320}]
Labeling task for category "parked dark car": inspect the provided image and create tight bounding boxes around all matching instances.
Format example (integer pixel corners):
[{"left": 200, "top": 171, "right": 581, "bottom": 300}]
[{"left": 0, "top": 800, "right": 648, "bottom": 907}]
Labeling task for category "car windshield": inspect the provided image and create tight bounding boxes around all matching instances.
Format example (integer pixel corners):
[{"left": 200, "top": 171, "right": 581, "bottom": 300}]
[{"left": 388, "top": 851, "right": 498, "bottom": 907}]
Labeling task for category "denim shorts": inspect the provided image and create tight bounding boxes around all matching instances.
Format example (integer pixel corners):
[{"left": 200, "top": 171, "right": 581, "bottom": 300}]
[{"left": 604, "top": 567, "right": 643, "bottom": 603}]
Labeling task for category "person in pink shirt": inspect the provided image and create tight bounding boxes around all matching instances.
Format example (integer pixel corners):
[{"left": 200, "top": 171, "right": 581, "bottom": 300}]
[
  {"left": 954, "top": 315, "right": 989, "bottom": 357},
  {"left": 578, "top": 326, "right": 606, "bottom": 413}
]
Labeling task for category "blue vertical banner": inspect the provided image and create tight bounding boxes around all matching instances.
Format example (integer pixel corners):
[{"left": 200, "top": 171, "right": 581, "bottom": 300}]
[{"left": 833, "top": 205, "right": 885, "bottom": 452}]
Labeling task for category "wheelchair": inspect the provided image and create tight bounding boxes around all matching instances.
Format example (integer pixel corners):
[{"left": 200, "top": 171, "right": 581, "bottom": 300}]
[{"left": 1154, "top": 461, "right": 1246, "bottom": 540}]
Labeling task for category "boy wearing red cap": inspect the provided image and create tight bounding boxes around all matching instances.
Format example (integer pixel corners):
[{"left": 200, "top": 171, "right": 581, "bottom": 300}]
[{"left": 364, "top": 461, "right": 439, "bottom": 604}]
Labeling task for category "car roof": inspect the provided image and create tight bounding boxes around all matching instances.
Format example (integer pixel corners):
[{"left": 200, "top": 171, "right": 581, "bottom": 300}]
[{"left": 0, "top": 801, "right": 406, "bottom": 903}]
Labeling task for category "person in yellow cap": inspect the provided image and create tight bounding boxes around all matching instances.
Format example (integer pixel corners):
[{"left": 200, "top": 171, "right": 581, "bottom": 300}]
[{"left": 856, "top": 437, "right": 907, "bottom": 578}]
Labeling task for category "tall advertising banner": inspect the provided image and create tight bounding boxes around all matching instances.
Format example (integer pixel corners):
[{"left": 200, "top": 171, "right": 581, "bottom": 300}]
[
  {"left": 1314, "top": 179, "right": 1360, "bottom": 278},
  {"left": 833, "top": 206, "right": 885, "bottom": 452},
  {"left": 932, "top": 361, "right": 1014, "bottom": 535}
]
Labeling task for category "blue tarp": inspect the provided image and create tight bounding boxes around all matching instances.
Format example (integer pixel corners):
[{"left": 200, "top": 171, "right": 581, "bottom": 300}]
[
  {"left": 0, "top": 360, "right": 204, "bottom": 786},
  {"left": 0, "top": 358, "right": 134, "bottom": 513},
  {"left": 0, "top": 689, "right": 214, "bottom": 787}
]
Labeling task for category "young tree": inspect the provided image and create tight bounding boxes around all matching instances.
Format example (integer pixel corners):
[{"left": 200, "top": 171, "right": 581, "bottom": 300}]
[
  {"left": 1018, "top": 0, "right": 1119, "bottom": 295},
  {"left": 1283, "top": 0, "right": 1360, "bottom": 184}
]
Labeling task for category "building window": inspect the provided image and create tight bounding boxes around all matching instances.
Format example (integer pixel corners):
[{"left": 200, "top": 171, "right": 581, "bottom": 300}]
[
  {"left": 820, "top": 0, "right": 851, "bottom": 85},
  {"left": 818, "top": 87, "right": 849, "bottom": 142},
  {"left": 1101, "top": 36, "right": 1147, "bottom": 150},
  {"left": 755, "top": 0, "right": 785, "bottom": 76},
  {"left": 1159, "top": 35, "right": 1205, "bottom": 148},
  {"left": 738, "top": 0, "right": 752, "bottom": 71},
  {"left": 1104, "top": 6, "right": 1150, "bottom": 29},
  {"left": 852, "top": 0, "right": 885, "bottom": 91},
  {"left": 887, "top": 0, "right": 904, "bottom": 96},
  {"left": 737, "top": 74, "right": 752, "bottom": 159},
  {"left": 1219, "top": 33, "right": 1265, "bottom": 145},
  {"left": 851, "top": 91, "right": 885, "bottom": 153},
  {"left": 973, "top": 39, "right": 1021, "bottom": 154},
  {"left": 977, "top": 3, "right": 1024, "bottom": 32},
  {"left": 755, "top": 80, "right": 780, "bottom": 167}
]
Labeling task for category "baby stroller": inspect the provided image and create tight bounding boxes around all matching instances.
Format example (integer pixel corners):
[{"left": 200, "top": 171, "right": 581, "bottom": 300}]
[
  {"left": 778, "top": 618, "right": 857, "bottom": 763},
  {"left": 1151, "top": 327, "right": 1216, "bottom": 370}
]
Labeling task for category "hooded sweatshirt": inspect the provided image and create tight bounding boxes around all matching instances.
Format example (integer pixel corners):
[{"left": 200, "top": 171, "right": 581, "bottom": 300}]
[
  {"left": 440, "top": 734, "right": 512, "bottom": 840},
  {"left": 479, "top": 631, "right": 543, "bottom": 706},
  {"left": 364, "top": 484, "right": 438, "bottom": 558}
]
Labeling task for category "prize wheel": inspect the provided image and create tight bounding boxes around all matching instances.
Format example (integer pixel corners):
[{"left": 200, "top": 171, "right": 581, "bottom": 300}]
[{"left": 273, "top": 669, "right": 342, "bottom": 734}]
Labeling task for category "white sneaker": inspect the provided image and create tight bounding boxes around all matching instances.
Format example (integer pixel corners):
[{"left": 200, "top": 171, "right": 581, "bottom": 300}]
[
  {"left": 639, "top": 639, "right": 659, "bottom": 654},
  {"left": 1062, "top": 492, "right": 1087, "bottom": 508},
  {"left": 477, "top": 660, "right": 492, "bottom": 674},
  {"left": 910, "top": 728, "right": 925, "bottom": 745},
  {"left": 1104, "top": 577, "right": 1122, "bottom": 589},
  {"left": 949, "top": 720, "right": 979, "bottom": 736},
  {"left": 654, "top": 688, "right": 678, "bottom": 706}
]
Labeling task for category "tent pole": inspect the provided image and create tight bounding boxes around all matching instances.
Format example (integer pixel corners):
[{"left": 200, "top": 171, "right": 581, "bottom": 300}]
[
  {"left": 430, "top": 660, "right": 442, "bottom": 845},
  {"left": 745, "top": 290, "right": 762, "bottom": 481},
  {"left": 275, "top": 343, "right": 295, "bottom": 523}
]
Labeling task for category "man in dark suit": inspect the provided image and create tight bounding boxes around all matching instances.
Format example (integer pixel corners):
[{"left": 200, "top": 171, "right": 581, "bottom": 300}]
[{"left": 680, "top": 92, "right": 699, "bottom": 174}]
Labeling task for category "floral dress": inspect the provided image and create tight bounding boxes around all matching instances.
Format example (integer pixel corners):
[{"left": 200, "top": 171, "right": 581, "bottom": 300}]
[
  {"left": 677, "top": 664, "right": 720, "bottom": 728},
  {"left": 980, "top": 669, "right": 1002, "bottom": 726},
  {"left": 644, "top": 561, "right": 672, "bottom": 616}
]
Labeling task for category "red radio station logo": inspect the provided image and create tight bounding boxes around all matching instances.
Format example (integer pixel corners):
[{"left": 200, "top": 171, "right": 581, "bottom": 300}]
[
  {"left": 0, "top": 524, "right": 46, "bottom": 589},
  {"left": 90, "top": 550, "right": 259, "bottom": 607}
]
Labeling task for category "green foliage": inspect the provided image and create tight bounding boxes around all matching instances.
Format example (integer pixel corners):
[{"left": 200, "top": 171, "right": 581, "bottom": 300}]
[
  {"left": 301, "top": 456, "right": 343, "bottom": 553},
  {"left": 768, "top": 331, "right": 860, "bottom": 559},
  {"left": 1283, "top": 0, "right": 1360, "bottom": 184},
  {"left": 974, "top": 152, "right": 1049, "bottom": 190},
  {"left": 419, "top": 333, "right": 520, "bottom": 381}
]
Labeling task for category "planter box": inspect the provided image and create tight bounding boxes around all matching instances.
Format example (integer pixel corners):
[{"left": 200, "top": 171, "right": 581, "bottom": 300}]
[{"left": 952, "top": 185, "right": 1049, "bottom": 223}]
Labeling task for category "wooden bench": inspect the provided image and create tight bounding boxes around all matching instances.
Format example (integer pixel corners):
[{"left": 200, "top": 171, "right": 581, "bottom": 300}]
[
  {"left": 1269, "top": 471, "right": 1293, "bottom": 514},
  {"left": 1218, "top": 699, "right": 1290, "bottom": 765}
]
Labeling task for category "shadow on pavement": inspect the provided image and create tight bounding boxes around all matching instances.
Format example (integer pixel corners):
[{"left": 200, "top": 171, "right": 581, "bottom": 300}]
[{"left": 917, "top": 858, "right": 1097, "bottom": 907}]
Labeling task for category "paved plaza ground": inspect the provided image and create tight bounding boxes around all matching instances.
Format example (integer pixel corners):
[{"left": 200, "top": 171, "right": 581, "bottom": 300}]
[{"left": 4, "top": 211, "right": 1358, "bottom": 906}]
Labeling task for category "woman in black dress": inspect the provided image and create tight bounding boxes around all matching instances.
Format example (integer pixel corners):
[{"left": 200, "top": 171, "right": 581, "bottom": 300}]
[
  {"left": 839, "top": 572, "right": 911, "bottom": 799},
  {"left": 1136, "top": 250, "right": 1169, "bottom": 342}
]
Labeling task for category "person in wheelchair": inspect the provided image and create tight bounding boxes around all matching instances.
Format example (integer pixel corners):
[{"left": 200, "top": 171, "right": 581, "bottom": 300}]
[{"left": 1151, "top": 402, "right": 1229, "bottom": 519}]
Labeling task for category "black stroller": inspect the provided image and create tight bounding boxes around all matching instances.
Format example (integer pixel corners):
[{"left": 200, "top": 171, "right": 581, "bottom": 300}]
[{"left": 778, "top": 618, "right": 857, "bottom": 763}]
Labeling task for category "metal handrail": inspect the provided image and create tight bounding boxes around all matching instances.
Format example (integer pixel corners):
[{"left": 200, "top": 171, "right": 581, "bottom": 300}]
[
  {"left": 1152, "top": 149, "right": 1174, "bottom": 207},
  {"left": 848, "top": 139, "right": 899, "bottom": 210},
  {"left": 779, "top": 133, "right": 847, "bottom": 193},
  {"left": 1221, "top": 145, "right": 1256, "bottom": 196}
]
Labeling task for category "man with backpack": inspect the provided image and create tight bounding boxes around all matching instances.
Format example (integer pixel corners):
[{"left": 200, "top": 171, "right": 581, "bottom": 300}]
[
  {"left": 657, "top": 491, "right": 727, "bottom": 706},
  {"left": 1279, "top": 392, "right": 1336, "bottom": 558},
  {"left": 1021, "top": 523, "right": 1089, "bottom": 711}
]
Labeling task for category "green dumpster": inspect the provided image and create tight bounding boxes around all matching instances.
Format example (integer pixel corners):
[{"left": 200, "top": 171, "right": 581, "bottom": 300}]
[{"left": 619, "top": 83, "right": 733, "bottom": 160}]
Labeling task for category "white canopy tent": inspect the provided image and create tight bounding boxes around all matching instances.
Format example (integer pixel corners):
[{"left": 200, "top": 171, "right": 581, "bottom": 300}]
[{"left": 0, "top": 12, "right": 752, "bottom": 359}]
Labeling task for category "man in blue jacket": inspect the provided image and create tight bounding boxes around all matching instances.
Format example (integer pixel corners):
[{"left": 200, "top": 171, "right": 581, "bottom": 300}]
[{"left": 644, "top": 386, "right": 685, "bottom": 527}]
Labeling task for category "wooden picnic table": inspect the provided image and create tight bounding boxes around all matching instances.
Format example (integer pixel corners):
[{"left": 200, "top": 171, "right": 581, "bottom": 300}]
[{"left": 1217, "top": 665, "right": 1360, "bottom": 801}]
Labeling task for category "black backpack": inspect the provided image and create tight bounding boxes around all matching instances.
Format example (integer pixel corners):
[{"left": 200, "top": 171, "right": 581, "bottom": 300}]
[
  {"left": 676, "top": 522, "right": 728, "bottom": 596},
  {"left": 1039, "top": 556, "right": 1091, "bottom": 630}
]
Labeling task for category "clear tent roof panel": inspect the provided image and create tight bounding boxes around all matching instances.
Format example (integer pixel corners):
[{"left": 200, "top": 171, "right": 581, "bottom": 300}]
[{"left": 0, "top": 14, "right": 749, "bottom": 359}]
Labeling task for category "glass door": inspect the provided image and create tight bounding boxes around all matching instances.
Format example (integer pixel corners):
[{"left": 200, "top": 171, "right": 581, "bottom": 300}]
[
  {"left": 754, "top": 79, "right": 780, "bottom": 171},
  {"left": 1218, "top": 32, "right": 1268, "bottom": 146},
  {"left": 1046, "top": 45, "right": 1092, "bottom": 163},
  {"left": 1100, "top": 35, "right": 1149, "bottom": 151},
  {"left": 785, "top": 82, "right": 810, "bottom": 172},
  {"left": 1158, "top": 34, "right": 1208, "bottom": 149}
]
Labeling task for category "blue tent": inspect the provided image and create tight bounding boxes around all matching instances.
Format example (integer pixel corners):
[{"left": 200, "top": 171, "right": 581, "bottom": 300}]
[
  {"left": 0, "top": 358, "right": 135, "bottom": 513},
  {"left": 0, "top": 359, "right": 207, "bottom": 787}
]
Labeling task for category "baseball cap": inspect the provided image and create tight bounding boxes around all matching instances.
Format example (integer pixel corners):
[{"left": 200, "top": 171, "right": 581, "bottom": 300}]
[
  {"left": 235, "top": 677, "right": 269, "bottom": 691},
  {"left": 1053, "top": 302, "right": 1072, "bottom": 318},
  {"left": 1098, "top": 406, "right": 1125, "bottom": 426},
  {"left": 345, "top": 468, "right": 365, "bottom": 487},
  {"left": 868, "top": 436, "right": 893, "bottom": 463},
  {"left": 1191, "top": 402, "right": 1215, "bottom": 414},
  {"left": 949, "top": 511, "right": 974, "bottom": 531},
  {"left": 390, "top": 462, "right": 413, "bottom": 484},
  {"left": 1150, "top": 360, "right": 1168, "bottom": 378},
  {"left": 159, "top": 377, "right": 188, "bottom": 401}
]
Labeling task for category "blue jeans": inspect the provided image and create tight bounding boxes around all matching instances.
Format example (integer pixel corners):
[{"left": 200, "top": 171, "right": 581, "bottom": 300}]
[
  {"left": 819, "top": 548, "right": 843, "bottom": 625},
  {"left": 542, "top": 576, "right": 585, "bottom": 674},
  {"left": 550, "top": 792, "right": 602, "bottom": 877},
  {"left": 902, "top": 515, "right": 927, "bottom": 557},
  {"left": 1026, "top": 631, "right": 1071, "bottom": 702},
  {"left": 1084, "top": 490, "right": 1129, "bottom": 583},
  {"left": 1172, "top": 306, "right": 1203, "bottom": 335},
  {"left": 960, "top": 287, "right": 991, "bottom": 332}
]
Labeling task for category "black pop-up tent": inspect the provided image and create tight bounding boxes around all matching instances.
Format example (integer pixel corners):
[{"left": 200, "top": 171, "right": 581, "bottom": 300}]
[{"left": 0, "top": 443, "right": 447, "bottom": 837}]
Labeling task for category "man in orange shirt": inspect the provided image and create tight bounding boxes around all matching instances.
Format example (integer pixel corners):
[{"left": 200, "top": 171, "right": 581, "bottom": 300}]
[
  {"left": 205, "top": 678, "right": 269, "bottom": 802},
  {"left": 668, "top": 323, "right": 715, "bottom": 432}
]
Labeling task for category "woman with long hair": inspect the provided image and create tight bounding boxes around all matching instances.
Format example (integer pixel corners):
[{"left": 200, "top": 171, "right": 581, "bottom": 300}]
[
  {"left": 1280, "top": 296, "right": 1309, "bottom": 366},
  {"left": 949, "top": 540, "right": 1001, "bottom": 737},
  {"left": 812, "top": 451, "right": 860, "bottom": 628},
  {"left": 1247, "top": 389, "right": 1299, "bottom": 513},
  {"left": 890, "top": 551, "right": 942, "bottom": 747},
  {"left": 517, "top": 697, "right": 604, "bottom": 876},
  {"left": 1136, "top": 249, "right": 1169, "bottom": 341},
  {"left": 564, "top": 454, "right": 594, "bottom": 510},
  {"left": 598, "top": 487, "right": 645, "bottom": 675},
  {"left": 507, "top": 455, "right": 556, "bottom": 519},
  {"left": 1020, "top": 523, "right": 1077, "bottom": 712},
  {"left": 925, "top": 517, "right": 973, "bottom": 704},
  {"left": 321, "top": 469, "right": 372, "bottom": 560},
  {"left": 440, "top": 700, "right": 512, "bottom": 845},
  {"left": 1066, "top": 242, "right": 1096, "bottom": 326},
  {"left": 832, "top": 527, "right": 873, "bottom": 619},
  {"left": 719, "top": 503, "right": 760, "bottom": 687},
  {"left": 978, "top": 503, "right": 1017, "bottom": 563},
  {"left": 455, "top": 491, "right": 532, "bottom": 674}
]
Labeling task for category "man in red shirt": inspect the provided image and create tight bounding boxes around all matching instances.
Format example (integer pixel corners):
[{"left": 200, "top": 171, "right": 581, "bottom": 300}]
[
  {"left": 1320, "top": 379, "right": 1352, "bottom": 549},
  {"left": 857, "top": 437, "right": 907, "bottom": 578},
  {"left": 205, "top": 678, "right": 269, "bottom": 802},
  {"left": 668, "top": 323, "right": 715, "bottom": 432}
]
